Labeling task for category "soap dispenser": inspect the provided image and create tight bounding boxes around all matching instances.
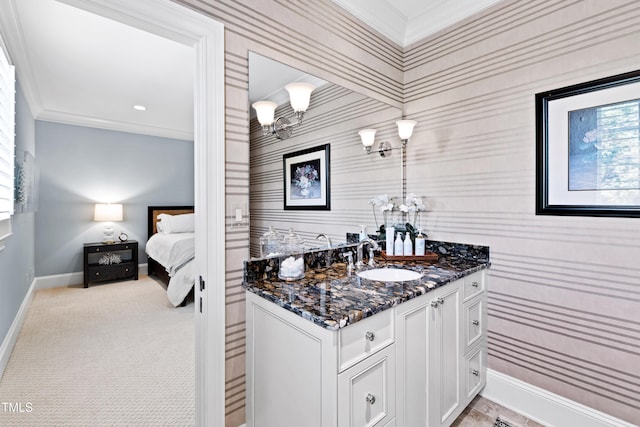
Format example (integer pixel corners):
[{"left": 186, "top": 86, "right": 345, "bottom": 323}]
[
  {"left": 403, "top": 231, "right": 413, "bottom": 256},
  {"left": 385, "top": 225, "right": 395, "bottom": 256},
  {"left": 415, "top": 229, "right": 426, "bottom": 256},
  {"left": 394, "top": 232, "right": 404, "bottom": 256}
]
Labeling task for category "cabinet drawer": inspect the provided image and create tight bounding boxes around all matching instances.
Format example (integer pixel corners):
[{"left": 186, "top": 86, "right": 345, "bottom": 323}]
[
  {"left": 339, "top": 309, "right": 394, "bottom": 372},
  {"left": 338, "top": 345, "right": 395, "bottom": 427},
  {"left": 464, "top": 345, "right": 485, "bottom": 399},
  {"left": 463, "top": 297, "right": 484, "bottom": 350},
  {"left": 88, "top": 263, "right": 135, "bottom": 282},
  {"left": 462, "top": 272, "right": 484, "bottom": 301}
]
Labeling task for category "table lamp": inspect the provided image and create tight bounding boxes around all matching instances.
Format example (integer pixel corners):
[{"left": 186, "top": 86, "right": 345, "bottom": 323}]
[{"left": 94, "top": 203, "right": 123, "bottom": 243}]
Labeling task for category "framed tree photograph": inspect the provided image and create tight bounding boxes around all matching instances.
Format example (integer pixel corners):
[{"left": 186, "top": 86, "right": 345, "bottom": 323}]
[
  {"left": 283, "top": 143, "right": 330, "bottom": 210},
  {"left": 536, "top": 69, "right": 640, "bottom": 217}
]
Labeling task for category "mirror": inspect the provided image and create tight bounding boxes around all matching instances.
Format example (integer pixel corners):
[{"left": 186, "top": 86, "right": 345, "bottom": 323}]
[{"left": 248, "top": 52, "right": 404, "bottom": 258}]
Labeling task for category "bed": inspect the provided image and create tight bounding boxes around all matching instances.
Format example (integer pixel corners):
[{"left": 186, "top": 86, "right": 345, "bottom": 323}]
[{"left": 146, "top": 206, "right": 195, "bottom": 306}]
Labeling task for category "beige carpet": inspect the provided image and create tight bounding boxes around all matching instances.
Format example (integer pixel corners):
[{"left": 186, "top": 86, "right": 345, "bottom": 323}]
[{"left": 0, "top": 276, "right": 195, "bottom": 426}]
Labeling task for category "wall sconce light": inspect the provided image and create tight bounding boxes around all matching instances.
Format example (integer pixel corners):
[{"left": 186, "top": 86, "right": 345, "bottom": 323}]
[
  {"left": 359, "top": 120, "right": 417, "bottom": 157},
  {"left": 94, "top": 203, "right": 123, "bottom": 243},
  {"left": 252, "top": 82, "right": 315, "bottom": 140}
]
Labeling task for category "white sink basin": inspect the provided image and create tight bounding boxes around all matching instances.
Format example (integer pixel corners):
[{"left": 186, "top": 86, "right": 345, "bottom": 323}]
[{"left": 357, "top": 268, "right": 422, "bottom": 282}]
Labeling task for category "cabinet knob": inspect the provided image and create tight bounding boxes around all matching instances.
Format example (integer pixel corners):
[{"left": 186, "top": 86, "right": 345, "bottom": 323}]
[
  {"left": 95, "top": 272, "right": 100, "bottom": 276},
  {"left": 472, "top": 320, "right": 479, "bottom": 326},
  {"left": 430, "top": 300, "right": 439, "bottom": 308},
  {"left": 125, "top": 268, "right": 129, "bottom": 272},
  {"left": 437, "top": 297, "right": 444, "bottom": 305},
  {"left": 471, "top": 369, "right": 480, "bottom": 377},
  {"left": 365, "top": 393, "right": 376, "bottom": 405},
  {"left": 471, "top": 281, "right": 479, "bottom": 288},
  {"left": 365, "top": 331, "right": 375, "bottom": 342}
]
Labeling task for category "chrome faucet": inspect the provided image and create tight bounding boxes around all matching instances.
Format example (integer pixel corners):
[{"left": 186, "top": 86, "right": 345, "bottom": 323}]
[
  {"left": 356, "top": 238, "right": 379, "bottom": 269},
  {"left": 316, "top": 233, "right": 332, "bottom": 248},
  {"left": 316, "top": 233, "right": 333, "bottom": 268},
  {"left": 341, "top": 251, "right": 355, "bottom": 276}
]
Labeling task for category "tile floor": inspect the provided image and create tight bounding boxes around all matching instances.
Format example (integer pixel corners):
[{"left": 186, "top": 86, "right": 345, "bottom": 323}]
[{"left": 452, "top": 395, "right": 545, "bottom": 427}]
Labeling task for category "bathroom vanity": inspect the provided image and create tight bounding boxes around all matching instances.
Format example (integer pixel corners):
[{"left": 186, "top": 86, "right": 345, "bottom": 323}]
[{"left": 243, "top": 241, "right": 489, "bottom": 427}]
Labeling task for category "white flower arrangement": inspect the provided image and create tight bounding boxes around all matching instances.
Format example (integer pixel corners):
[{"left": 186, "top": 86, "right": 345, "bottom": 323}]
[
  {"left": 369, "top": 194, "right": 396, "bottom": 212},
  {"left": 369, "top": 194, "right": 397, "bottom": 230},
  {"left": 400, "top": 193, "right": 426, "bottom": 213}
]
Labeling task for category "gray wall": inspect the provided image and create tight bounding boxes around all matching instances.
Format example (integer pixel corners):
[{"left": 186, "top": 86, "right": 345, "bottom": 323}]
[
  {"left": 35, "top": 121, "right": 193, "bottom": 276},
  {"left": 0, "top": 82, "right": 35, "bottom": 344}
]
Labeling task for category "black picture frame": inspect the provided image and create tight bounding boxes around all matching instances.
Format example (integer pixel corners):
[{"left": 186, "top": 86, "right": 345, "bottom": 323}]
[
  {"left": 536, "top": 69, "right": 640, "bottom": 217},
  {"left": 283, "top": 143, "right": 330, "bottom": 210}
]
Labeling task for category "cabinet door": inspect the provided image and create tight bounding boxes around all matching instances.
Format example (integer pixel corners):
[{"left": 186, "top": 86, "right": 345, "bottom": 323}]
[
  {"left": 395, "top": 296, "right": 429, "bottom": 426},
  {"left": 395, "top": 279, "right": 462, "bottom": 427},
  {"left": 429, "top": 284, "right": 462, "bottom": 427},
  {"left": 246, "top": 293, "right": 337, "bottom": 427},
  {"left": 338, "top": 345, "right": 395, "bottom": 427}
]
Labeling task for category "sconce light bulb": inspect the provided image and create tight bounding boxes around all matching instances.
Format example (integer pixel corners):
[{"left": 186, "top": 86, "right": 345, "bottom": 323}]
[
  {"left": 285, "top": 82, "right": 315, "bottom": 113},
  {"left": 252, "top": 101, "right": 277, "bottom": 126},
  {"left": 358, "top": 128, "right": 377, "bottom": 148},
  {"left": 396, "top": 119, "right": 417, "bottom": 142}
]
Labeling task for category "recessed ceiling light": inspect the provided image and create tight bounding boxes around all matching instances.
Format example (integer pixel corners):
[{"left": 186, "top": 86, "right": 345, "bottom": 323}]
[{"left": 133, "top": 105, "right": 146, "bottom": 111}]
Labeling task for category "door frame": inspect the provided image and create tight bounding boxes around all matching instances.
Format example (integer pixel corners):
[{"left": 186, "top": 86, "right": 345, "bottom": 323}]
[{"left": 57, "top": 1, "right": 226, "bottom": 425}]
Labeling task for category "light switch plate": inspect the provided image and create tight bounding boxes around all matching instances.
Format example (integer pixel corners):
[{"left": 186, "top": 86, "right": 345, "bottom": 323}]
[{"left": 230, "top": 202, "right": 249, "bottom": 229}]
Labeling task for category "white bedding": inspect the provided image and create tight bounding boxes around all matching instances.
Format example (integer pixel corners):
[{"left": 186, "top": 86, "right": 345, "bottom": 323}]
[{"left": 145, "top": 232, "right": 195, "bottom": 306}]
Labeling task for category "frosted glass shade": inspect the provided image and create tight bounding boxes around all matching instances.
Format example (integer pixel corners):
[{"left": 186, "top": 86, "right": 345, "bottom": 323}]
[
  {"left": 396, "top": 120, "right": 417, "bottom": 141},
  {"left": 285, "top": 82, "right": 315, "bottom": 112},
  {"left": 94, "top": 203, "right": 123, "bottom": 222},
  {"left": 358, "top": 129, "right": 377, "bottom": 147},
  {"left": 252, "top": 101, "right": 277, "bottom": 126}
]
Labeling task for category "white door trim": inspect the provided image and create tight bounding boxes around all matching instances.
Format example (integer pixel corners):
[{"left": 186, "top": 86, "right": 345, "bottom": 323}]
[{"left": 54, "top": 1, "right": 226, "bottom": 426}]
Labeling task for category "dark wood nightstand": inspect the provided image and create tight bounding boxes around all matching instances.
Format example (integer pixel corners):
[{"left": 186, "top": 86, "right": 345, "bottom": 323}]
[{"left": 83, "top": 240, "right": 139, "bottom": 288}]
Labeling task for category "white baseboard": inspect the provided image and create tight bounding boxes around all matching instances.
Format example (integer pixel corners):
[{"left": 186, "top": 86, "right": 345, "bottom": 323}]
[
  {"left": 482, "top": 369, "right": 635, "bottom": 427},
  {"left": 0, "top": 278, "right": 36, "bottom": 379},
  {"left": 35, "top": 272, "right": 84, "bottom": 289},
  {"left": 34, "top": 264, "right": 148, "bottom": 289}
]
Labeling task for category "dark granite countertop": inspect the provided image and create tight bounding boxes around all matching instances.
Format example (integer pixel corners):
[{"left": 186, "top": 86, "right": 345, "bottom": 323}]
[{"left": 242, "top": 240, "right": 489, "bottom": 331}]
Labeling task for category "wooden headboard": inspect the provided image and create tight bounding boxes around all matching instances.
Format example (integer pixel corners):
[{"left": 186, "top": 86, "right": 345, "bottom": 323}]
[{"left": 147, "top": 205, "right": 194, "bottom": 239}]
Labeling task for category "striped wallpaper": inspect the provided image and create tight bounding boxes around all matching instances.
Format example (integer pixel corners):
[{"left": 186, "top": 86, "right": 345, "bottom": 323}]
[
  {"left": 176, "top": 0, "right": 639, "bottom": 425},
  {"left": 174, "top": 1, "right": 403, "bottom": 425},
  {"left": 403, "top": 0, "right": 640, "bottom": 424}
]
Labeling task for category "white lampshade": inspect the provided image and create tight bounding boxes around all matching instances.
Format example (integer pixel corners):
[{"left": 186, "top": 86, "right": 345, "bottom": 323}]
[
  {"left": 396, "top": 120, "right": 417, "bottom": 141},
  {"left": 252, "top": 101, "right": 277, "bottom": 126},
  {"left": 94, "top": 203, "right": 123, "bottom": 222},
  {"left": 358, "top": 129, "right": 377, "bottom": 148},
  {"left": 285, "top": 82, "right": 315, "bottom": 112}
]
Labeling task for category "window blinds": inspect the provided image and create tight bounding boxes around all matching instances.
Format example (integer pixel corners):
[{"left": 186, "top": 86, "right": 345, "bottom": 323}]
[{"left": 0, "top": 45, "right": 15, "bottom": 220}]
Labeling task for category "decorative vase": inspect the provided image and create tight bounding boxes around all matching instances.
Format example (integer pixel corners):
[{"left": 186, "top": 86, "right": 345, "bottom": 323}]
[{"left": 300, "top": 188, "right": 310, "bottom": 197}]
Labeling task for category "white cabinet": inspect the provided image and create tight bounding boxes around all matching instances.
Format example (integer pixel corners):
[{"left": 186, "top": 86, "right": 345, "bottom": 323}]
[
  {"left": 246, "top": 269, "right": 487, "bottom": 427},
  {"left": 396, "top": 270, "right": 487, "bottom": 427},
  {"left": 246, "top": 292, "right": 394, "bottom": 427}
]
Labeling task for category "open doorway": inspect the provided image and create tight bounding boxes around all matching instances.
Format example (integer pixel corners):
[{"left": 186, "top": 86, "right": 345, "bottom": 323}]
[{"left": 40, "top": 0, "right": 226, "bottom": 425}]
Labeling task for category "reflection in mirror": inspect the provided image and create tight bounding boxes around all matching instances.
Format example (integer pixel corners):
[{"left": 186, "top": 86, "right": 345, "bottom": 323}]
[{"left": 248, "top": 52, "right": 403, "bottom": 258}]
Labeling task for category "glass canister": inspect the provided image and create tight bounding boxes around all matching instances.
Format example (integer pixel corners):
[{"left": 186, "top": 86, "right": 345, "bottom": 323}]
[
  {"left": 259, "top": 226, "right": 282, "bottom": 258},
  {"left": 278, "top": 228, "right": 305, "bottom": 281}
]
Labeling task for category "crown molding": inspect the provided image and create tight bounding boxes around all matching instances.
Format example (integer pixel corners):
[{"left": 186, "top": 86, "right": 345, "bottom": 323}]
[
  {"left": 0, "top": 0, "right": 44, "bottom": 119},
  {"left": 405, "top": 0, "right": 502, "bottom": 46},
  {"left": 37, "top": 109, "right": 193, "bottom": 141},
  {"left": 330, "top": 0, "right": 406, "bottom": 46}
]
